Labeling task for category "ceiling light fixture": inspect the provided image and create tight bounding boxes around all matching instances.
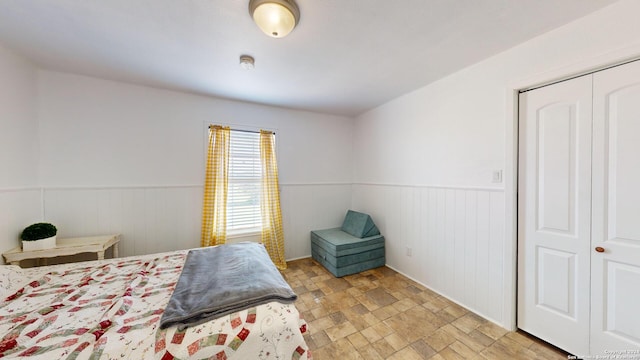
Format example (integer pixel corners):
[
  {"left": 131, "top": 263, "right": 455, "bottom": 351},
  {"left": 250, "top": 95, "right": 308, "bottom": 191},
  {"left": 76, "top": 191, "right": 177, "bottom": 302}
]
[
  {"left": 248, "top": 0, "right": 299, "bottom": 38},
  {"left": 239, "top": 55, "right": 255, "bottom": 70}
]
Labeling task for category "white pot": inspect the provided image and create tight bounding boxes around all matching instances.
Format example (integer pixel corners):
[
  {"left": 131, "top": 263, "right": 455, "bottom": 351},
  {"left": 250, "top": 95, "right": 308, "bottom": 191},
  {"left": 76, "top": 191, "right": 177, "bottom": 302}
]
[{"left": 22, "top": 235, "right": 57, "bottom": 251}]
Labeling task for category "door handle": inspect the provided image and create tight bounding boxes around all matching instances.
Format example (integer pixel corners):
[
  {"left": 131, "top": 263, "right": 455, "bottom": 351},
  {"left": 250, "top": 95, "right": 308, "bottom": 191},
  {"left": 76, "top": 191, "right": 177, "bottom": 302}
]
[{"left": 595, "top": 247, "right": 605, "bottom": 253}]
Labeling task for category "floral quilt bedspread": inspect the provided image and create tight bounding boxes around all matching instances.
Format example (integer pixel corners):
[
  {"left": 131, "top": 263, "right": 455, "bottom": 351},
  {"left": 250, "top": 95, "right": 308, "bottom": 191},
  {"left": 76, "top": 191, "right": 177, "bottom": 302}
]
[{"left": 0, "top": 251, "right": 311, "bottom": 359}]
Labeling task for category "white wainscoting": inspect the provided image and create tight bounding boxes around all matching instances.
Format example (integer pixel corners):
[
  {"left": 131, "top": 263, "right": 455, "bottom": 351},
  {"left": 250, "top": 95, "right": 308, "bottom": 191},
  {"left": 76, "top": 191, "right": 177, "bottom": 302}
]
[
  {"left": 43, "top": 186, "right": 203, "bottom": 257},
  {"left": 352, "top": 183, "right": 506, "bottom": 325},
  {"left": 281, "top": 183, "right": 353, "bottom": 260},
  {"left": 0, "top": 188, "right": 42, "bottom": 261},
  {"left": 42, "top": 183, "right": 352, "bottom": 261}
]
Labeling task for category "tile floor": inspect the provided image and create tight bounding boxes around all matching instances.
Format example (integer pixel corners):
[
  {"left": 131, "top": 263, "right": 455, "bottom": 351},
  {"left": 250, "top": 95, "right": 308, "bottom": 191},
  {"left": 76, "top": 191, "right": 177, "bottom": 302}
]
[{"left": 282, "top": 258, "right": 570, "bottom": 360}]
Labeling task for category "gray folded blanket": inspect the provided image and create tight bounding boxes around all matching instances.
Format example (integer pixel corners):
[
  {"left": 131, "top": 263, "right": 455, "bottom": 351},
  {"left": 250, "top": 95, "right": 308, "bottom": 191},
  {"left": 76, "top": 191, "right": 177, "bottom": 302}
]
[{"left": 159, "top": 242, "right": 297, "bottom": 330}]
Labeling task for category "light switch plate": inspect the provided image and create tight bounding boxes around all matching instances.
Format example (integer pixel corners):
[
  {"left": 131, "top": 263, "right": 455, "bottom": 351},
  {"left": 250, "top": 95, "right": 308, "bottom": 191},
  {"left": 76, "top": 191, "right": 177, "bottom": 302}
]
[{"left": 492, "top": 170, "right": 503, "bottom": 183}]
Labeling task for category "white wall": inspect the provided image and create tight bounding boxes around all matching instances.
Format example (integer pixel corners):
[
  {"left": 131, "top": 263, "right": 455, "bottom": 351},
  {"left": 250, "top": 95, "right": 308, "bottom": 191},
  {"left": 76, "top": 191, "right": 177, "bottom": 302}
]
[
  {"left": 6, "top": 0, "right": 639, "bottom": 331},
  {"left": 37, "top": 71, "right": 353, "bottom": 260},
  {"left": 353, "top": 0, "right": 640, "bottom": 329},
  {"left": 0, "top": 43, "right": 42, "bottom": 259}
]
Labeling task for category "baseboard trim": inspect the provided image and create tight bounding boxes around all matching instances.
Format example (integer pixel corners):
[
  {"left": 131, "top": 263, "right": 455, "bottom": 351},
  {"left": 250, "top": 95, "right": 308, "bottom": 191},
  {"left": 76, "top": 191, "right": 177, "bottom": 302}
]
[
  {"left": 384, "top": 263, "right": 507, "bottom": 330},
  {"left": 286, "top": 255, "right": 312, "bottom": 262}
]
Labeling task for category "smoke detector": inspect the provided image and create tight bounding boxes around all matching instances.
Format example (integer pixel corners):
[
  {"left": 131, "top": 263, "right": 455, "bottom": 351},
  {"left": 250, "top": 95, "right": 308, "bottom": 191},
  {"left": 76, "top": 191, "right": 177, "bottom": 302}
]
[{"left": 239, "top": 55, "right": 255, "bottom": 70}]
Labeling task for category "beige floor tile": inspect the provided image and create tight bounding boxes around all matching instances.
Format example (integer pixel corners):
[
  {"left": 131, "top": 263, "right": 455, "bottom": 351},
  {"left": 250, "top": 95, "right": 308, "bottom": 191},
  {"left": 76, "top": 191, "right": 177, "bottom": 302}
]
[
  {"left": 388, "top": 346, "right": 426, "bottom": 360},
  {"left": 355, "top": 294, "right": 382, "bottom": 312},
  {"left": 345, "top": 313, "right": 370, "bottom": 331},
  {"left": 480, "top": 336, "right": 524, "bottom": 359},
  {"left": 411, "top": 339, "right": 437, "bottom": 358},
  {"left": 361, "top": 312, "right": 381, "bottom": 327},
  {"left": 452, "top": 313, "right": 485, "bottom": 334},
  {"left": 317, "top": 337, "right": 364, "bottom": 360},
  {"left": 392, "top": 297, "right": 419, "bottom": 312},
  {"left": 309, "top": 316, "right": 334, "bottom": 331},
  {"left": 286, "top": 258, "right": 569, "bottom": 360},
  {"left": 325, "top": 321, "right": 358, "bottom": 342},
  {"left": 439, "top": 347, "right": 466, "bottom": 360},
  {"left": 384, "top": 332, "right": 409, "bottom": 351},
  {"left": 389, "top": 290, "right": 409, "bottom": 301},
  {"left": 312, "top": 345, "right": 334, "bottom": 359},
  {"left": 297, "top": 302, "right": 310, "bottom": 314},
  {"left": 514, "top": 346, "right": 539, "bottom": 360},
  {"left": 480, "top": 344, "right": 513, "bottom": 360},
  {"left": 351, "top": 303, "right": 369, "bottom": 315},
  {"left": 505, "top": 331, "right": 534, "bottom": 348},
  {"left": 347, "top": 332, "right": 369, "bottom": 349},
  {"left": 422, "top": 297, "right": 450, "bottom": 312},
  {"left": 310, "top": 305, "right": 329, "bottom": 319},
  {"left": 366, "top": 287, "right": 399, "bottom": 307},
  {"left": 372, "top": 304, "right": 400, "bottom": 320},
  {"left": 371, "top": 321, "right": 394, "bottom": 338},
  {"left": 443, "top": 303, "right": 468, "bottom": 318},
  {"left": 436, "top": 309, "right": 459, "bottom": 324},
  {"left": 329, "top": 311, "right": 347, "bottom": 325},
  {"left": 528, "top": 341, "right": 568, "bottom": 359},
  {"left": 467, "top": 329, "right": 495, "bottom": 347},
  {"left": 443, "top": 324, "right": 490, "bottom": 352},
  {"left": 372, "top": 338, "right": 397, "bottom": 358},
  {"left": 346, "top": 287, "right": 365, "bottom": 298},
  {"left": 449, "top": 340, "right": 479, "bottom": 359},
  {"left": 357, "top": 346, "right": 384, "bottom": 360},
  {"left": 384, "top": 310, "right": 440, "bottom": 343},
  {"left": 311, "top": 330, "right": 332, "bottom": 348},
  {"left": 476, "top": 322, "right": 509, "bottom": 341},
  {"left": 361, "top": 326, "right": 383, "bottom": 343},
  {"left": 324, "top": 277, "right": 351, "bottom": 292},
  {"left": 425, "top": 328, "right": 457, "bottom": 352}
]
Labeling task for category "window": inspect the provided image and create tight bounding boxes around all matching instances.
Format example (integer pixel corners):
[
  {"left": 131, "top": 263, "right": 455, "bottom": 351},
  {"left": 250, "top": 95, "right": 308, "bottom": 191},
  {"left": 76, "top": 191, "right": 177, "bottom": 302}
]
[{"left": 227, "top": 130, "right": 262, "bottom": 234}]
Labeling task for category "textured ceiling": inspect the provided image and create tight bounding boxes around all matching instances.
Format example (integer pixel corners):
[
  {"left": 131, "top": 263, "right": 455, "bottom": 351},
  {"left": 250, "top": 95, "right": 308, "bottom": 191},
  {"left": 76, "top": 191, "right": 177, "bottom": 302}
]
[{"left": 0, "top": 0, "right": 618, "bottom": 116}]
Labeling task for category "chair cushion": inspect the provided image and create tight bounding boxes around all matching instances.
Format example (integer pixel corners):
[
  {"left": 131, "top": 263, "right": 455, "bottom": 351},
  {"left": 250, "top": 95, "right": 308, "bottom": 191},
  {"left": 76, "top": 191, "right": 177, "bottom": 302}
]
[
  {"left": 310, "top": 228, "right": 385, "bottom": 278},
  {"left": 311, "top": 228, "right": 384, "bottom": 257},
  {"left": 311, "top": 243, "right": 385, "bottom": 267},
  {"left": 311, "top": 253, "right": 385, "bottom": 278},
  {"left": 340, "top": 210, "right": 380, "bottom": 238}
]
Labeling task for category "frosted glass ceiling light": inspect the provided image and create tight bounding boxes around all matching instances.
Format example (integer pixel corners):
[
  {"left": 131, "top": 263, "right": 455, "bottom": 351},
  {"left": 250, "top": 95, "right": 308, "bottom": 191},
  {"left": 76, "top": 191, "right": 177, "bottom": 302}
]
[{"left": 249, "top": 0, "right": 299, "bottom": 38}]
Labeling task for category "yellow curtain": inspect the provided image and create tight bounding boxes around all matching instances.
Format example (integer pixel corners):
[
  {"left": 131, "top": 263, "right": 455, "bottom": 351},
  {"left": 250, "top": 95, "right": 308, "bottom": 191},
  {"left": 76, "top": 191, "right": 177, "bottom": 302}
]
[
  {"left": 201, "top": 125, "right": 230, "bottom": 247},
  {"left": 259, "top": 130, "right": 287, "bottom": 270}
]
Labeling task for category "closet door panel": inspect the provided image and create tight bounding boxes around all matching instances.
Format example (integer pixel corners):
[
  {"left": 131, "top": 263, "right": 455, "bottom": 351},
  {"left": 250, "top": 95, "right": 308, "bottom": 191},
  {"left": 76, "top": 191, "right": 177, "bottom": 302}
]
[
  {"left": 518, "top": 75, "right": 592, "bottom": 356},
  {"left": 592, "top": 61, "right": 640, "bottom": 354}
]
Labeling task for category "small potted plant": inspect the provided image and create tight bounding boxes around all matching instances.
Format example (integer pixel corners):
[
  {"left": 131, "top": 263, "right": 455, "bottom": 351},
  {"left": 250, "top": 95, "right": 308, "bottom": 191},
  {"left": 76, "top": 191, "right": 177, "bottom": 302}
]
[{"left": 21, "top": 223, "right": 58, "bottom": 251}]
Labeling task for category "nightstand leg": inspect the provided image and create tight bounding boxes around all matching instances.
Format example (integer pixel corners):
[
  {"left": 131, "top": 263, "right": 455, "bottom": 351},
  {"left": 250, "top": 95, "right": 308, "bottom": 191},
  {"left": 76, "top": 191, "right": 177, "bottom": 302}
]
[
  {"left": 10, "top": 261, "right": 20, "bottom": 266},
  {"left": 97, "top": 251, "right": 105, "bottom": 260},
  {"left": 113, "top": 243, "right": 119, "bottom": 258}
]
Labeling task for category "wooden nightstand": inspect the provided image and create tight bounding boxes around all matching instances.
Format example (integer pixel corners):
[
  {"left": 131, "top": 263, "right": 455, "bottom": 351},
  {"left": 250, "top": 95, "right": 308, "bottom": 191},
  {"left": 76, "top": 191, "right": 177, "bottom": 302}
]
[{"left": 2, "top": 234, "right": 121, "bottom": 267}]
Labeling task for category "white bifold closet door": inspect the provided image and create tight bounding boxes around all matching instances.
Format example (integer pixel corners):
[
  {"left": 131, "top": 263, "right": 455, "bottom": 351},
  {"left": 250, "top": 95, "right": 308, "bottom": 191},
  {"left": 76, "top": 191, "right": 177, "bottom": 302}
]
[
  {"left": 518, "top": 74, "right": 593, "bottom": 356},
  {"left": 519, "top": 60, "right": 640, "bottom": 357},
  {"left": 590, "top": 60, "right": 640, "bottom": 355}
]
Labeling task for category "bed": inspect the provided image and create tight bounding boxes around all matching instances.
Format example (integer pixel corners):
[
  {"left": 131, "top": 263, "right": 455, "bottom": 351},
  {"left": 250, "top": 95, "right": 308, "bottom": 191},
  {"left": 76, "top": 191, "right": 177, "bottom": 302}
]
[{"left": 0, "top": 244, "right": 311, "bottom": 359}]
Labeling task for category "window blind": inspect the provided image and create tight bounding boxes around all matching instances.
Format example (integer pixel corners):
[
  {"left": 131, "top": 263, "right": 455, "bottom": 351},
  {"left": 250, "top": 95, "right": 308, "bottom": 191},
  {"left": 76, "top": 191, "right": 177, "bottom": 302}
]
[{"left": 227, "top": 130, "right": 262, "bottom": 233}]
